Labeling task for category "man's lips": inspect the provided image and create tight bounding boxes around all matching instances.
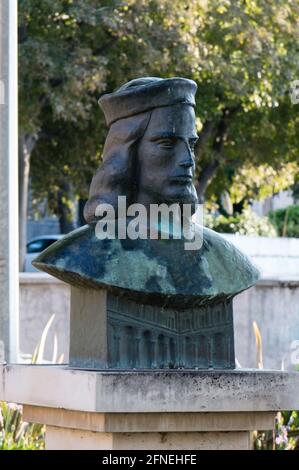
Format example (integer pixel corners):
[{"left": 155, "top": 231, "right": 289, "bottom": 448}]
[{"left": 170, "top": 174, "right": 193, "bottom": 183}]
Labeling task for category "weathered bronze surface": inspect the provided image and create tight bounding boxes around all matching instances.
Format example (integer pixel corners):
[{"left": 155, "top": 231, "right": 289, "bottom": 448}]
[
  {"left": 33, "top": 77, "right": 260, "bottom": 370},
  {"left": 34, "top": 223, "right": 258, "bottom": 308}
]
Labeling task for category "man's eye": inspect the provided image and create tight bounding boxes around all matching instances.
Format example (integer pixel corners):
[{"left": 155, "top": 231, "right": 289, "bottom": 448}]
[{"left": 157, "top": 139, "right": 175, "bottom": 148}]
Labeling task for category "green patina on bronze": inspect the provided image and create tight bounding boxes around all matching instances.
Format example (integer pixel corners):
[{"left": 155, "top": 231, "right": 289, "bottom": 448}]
[{"left": 33, "top": 223, "right": 259, "bottom": 308}]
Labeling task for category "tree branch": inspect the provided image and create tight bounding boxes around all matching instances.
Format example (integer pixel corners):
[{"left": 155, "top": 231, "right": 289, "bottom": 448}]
[
  {"left": 195, "top": 106, "right": 241, "bottom": 201},
  {"left": 194, "top": 120, "right": 215, "bottom": 161}
]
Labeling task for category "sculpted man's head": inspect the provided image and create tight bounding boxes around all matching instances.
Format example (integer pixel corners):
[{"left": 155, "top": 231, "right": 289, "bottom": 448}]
[{"left": 84, "top": 77, "right": 199, "bottom": 224}]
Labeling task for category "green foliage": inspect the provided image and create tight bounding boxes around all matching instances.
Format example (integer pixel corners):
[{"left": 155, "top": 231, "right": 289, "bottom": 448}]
[
  {"left": 229, "top": 163, "right": 299, "bottom": 205},
  {"left": 0, "top": 402, "right": 45, "bottom": 450},
  {"left": 275, "top": 411, "right": 299, "bottom": 450},
  {"left": 254, "top": 411, "right": 299, "bottom": 450},
  {"left": 269, "top": 205, "right": 299, "bottom": 238},
  {"left": 205, "top": 207, "right": 277, "bottom": 237},
  {"left": 19, "top": 0, "right": 299, "bottom": 212}
]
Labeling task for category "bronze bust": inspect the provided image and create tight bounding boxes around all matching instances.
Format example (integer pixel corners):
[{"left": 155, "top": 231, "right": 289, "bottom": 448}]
[{"left": 33, "top": 77, "right": 259, "bottom": 369}]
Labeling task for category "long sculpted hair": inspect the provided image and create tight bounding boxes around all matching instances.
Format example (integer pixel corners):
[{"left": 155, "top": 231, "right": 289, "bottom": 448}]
[{"left": 84, "top": 111, "right": 152, "bottom": 224}]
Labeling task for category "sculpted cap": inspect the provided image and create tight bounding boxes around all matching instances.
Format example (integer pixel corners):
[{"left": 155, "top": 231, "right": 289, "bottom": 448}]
[{"left": 99, "top": 77, "right": 197, "bottom": 127}]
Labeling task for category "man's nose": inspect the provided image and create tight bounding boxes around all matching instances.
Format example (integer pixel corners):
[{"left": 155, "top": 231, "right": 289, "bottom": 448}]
[{"left": 178, "top": 142, "right": 194, "bottom": 169}]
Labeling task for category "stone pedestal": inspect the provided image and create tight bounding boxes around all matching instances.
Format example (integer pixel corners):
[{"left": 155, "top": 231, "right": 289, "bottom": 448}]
[{"left": 1, "top": 365, "right": 299, "bottom": 450}]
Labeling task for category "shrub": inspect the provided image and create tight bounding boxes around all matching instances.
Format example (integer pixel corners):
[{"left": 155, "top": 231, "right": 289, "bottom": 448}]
[
  {"left": 269, "top": 205, "right": 299, "bottom": 238},
  {"left": 205, "top": 207, "right": 277, "bottom": 237},
  {"left": 0, "top": 401, "right": 45, "bottom": 450},
  {"left": 254, "top": 411, "right": 299, "bottom": 450}
]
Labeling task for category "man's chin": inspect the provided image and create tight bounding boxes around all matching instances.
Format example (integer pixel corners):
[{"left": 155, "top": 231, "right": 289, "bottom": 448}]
[{"left": 164, "top": 190, "right": 198, "bottom": 206}]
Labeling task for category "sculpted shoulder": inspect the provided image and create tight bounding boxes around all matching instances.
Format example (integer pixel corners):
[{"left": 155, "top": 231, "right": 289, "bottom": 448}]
[
  {"left": 33, "top": 224, "right": 260, "bottom": 308},
  {"left": 200, "top": 225, "right": 260, "bottom": 294}
]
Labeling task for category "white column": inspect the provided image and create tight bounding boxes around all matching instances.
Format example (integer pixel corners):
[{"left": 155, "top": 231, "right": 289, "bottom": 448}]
[{"left": 0, "top": 0, "right": 19, "bottom": 362}]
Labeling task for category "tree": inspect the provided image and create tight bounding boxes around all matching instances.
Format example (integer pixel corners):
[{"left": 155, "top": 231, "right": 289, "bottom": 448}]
[
  {"left": 18, "top": 0, "right": 110, "bottom": 266},
  {"left": 94, "top": 0, "right": 299, "bottom": 202},
  {"left": 19, "top": 0, "right": 299, "bottom": 266}
]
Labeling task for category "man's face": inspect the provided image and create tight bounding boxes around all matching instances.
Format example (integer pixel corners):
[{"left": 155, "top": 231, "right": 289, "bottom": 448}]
[{"left": 137, "top": 104, "right": 198, "bottom": 206}]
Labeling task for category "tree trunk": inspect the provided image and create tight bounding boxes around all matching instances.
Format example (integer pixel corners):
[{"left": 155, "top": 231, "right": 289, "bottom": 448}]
[
  {"left": 196, "top": 159, "right": 220, "bottom": 203},
  {"left": 194, "top": 120, "right": 215, "bottom": 161},
  {"left": 19, "top": 134, "right": 36, "bottom": 271},
  {"left": 195, "top": 109, "right": 236, "bottom": 202},
  {"left": 57, "top": 180, "right": 77, "bottom": 234}
]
